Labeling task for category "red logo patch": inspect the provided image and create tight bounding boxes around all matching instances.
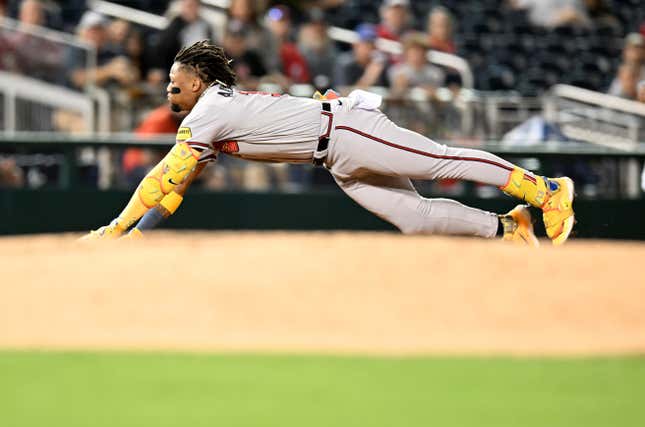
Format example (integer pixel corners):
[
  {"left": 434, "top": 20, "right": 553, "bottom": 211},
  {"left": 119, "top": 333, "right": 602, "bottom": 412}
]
[{"left": 214, "top": 140, "right": 239, "bottom": 154}]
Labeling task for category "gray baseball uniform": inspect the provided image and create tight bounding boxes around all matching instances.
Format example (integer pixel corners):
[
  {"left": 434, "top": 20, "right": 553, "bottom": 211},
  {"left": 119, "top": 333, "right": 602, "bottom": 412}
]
[{"left": 180, "top": 85, "right": 525, "bottom": 237}]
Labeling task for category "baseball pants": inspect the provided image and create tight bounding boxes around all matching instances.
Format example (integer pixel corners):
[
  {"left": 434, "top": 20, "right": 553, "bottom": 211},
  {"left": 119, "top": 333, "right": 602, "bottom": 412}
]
[{"left": 325, "top": 108, "right": 523, "bottom": 237}]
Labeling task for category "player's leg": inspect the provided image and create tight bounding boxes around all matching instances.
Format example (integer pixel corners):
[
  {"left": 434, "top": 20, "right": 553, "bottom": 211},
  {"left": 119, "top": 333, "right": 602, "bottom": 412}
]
[
  {"left": 334, "top": 173, "right": 538, "bottom": 244},
  {"left": 82, "top": 142, "right": 200, "bottom": 239},
  {"left": 329, "top": 110, "right": 573, "bottom": 244},
  {"left": 334, "top": 173, "right": 499, "bottom": 237}
]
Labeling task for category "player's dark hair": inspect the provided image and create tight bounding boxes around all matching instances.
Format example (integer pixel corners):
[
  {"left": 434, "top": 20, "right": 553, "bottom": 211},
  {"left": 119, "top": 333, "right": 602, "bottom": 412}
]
[{"left": 174, "top": 40, "right": 236, "bottom": 87}]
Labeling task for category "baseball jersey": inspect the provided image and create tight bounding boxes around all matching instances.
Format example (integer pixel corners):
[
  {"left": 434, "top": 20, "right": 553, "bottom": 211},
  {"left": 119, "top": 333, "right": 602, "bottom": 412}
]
[{"left": 177, "top": 84, "right": 323, "bottom": 163}]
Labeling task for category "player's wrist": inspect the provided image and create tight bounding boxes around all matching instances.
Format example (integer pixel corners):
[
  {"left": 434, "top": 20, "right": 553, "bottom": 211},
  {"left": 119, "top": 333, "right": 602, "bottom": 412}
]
[{"left": 135, "top": 207, "right": 165, "bottom": 231}]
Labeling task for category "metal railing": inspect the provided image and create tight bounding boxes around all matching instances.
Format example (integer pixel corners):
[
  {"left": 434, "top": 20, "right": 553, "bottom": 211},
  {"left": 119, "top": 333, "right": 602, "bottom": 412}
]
[
  {"left": 544, "top": 84, "right": 645, "bottom": 150},
  {"left": 542, "top": 84, "right": 645, "bottom": 198},
  {"left": 88, "top": 0, "right": 168, "bottom": 30},
  {"left": 0, "top": 17, "right": 96, "bottom": 91},
  {"left": 0, "top": 72, "right": 94, "bottom": 133},
  {"left": 478, "top": 93, "right": 542, "bottom": 140},
  {"left": 0, "top": 17, "right": 110, "bottom": 134},
  {"left": 0, "top": 71, "right": 110, "bottom": 134}
]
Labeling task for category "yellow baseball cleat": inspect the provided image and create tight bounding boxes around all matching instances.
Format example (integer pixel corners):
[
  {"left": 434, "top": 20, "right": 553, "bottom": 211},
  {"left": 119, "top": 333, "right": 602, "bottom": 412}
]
[
  {"left": 79, "top": 220, "right": 125, "bottom": 241},
  {"left": 500, "top": 205, "right": 540, "bottom": 247},
  {"left": 542, "top": 177, "right": 575, "bottom": 246},
  {"left": 120, "top": 228, "right": 144, "bottom": 240}
]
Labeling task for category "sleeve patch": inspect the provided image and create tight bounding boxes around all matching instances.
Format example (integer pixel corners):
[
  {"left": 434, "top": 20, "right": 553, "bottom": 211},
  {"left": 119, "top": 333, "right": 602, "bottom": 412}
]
[
  {"left": 176, "top": 127, "right": 192, "bottom": 142},
  {"left": 213, "top": 140, "right": 239, "bottom": 153}
]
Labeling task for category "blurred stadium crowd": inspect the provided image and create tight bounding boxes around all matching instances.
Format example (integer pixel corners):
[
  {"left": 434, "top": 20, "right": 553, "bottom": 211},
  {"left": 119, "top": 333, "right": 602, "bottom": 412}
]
[{"left": 0, "top": 0, "right": 644, "bottom": 193}]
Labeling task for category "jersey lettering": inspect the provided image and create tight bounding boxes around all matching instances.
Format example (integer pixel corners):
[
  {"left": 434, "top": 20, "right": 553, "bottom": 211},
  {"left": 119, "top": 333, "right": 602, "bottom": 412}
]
[{"left": 217, "top": 86, "right": 233, "bottom": 97}]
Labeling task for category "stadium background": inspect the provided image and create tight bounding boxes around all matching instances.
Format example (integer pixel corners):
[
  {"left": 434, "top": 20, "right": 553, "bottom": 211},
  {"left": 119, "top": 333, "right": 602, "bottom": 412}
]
[{"left": 1, "top": 1, "right": 645, "bottom": 426}]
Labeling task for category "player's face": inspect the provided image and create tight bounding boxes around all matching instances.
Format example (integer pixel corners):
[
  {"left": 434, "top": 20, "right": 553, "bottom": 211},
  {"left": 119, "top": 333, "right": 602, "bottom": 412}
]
[{"left": 167, "top": 62, "right": 204, "bottom": 112}]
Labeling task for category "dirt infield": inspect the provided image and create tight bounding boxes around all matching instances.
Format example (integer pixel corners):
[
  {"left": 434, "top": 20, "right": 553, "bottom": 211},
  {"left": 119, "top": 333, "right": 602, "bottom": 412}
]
[{"left": 1, "top": 232, "right": 644, "bottom": 355}]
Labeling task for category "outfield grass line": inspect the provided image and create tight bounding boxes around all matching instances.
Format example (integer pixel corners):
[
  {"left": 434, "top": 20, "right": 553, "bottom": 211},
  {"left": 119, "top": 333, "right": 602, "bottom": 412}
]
[{"left": 1, "top": 351, "right": 644, "bottom": 427}]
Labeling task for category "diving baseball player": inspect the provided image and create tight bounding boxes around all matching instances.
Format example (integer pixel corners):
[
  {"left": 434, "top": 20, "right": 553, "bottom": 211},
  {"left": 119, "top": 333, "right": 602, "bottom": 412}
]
[{"left": 83, "top": 41, "right": 574, "bottom": 246}]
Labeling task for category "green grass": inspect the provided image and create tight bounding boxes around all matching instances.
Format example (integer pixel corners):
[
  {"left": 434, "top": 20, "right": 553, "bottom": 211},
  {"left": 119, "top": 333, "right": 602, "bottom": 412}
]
[{"left": 0, "top": 351, "right": 644, "bottom": 427}]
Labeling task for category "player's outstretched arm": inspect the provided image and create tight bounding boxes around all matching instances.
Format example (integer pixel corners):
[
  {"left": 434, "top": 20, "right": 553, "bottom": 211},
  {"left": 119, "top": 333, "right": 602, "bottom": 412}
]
[
  {"left": 80, "top": 142, "right": 201, "bottom": 240},
  {"left": 123, "top": 162, "right": 207, "bottom": 238}
]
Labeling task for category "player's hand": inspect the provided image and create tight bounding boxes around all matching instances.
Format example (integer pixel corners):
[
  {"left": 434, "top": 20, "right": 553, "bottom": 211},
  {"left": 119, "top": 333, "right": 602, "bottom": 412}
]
[{"left": 79, "top": 219, "right": 125, "bottom": 241}]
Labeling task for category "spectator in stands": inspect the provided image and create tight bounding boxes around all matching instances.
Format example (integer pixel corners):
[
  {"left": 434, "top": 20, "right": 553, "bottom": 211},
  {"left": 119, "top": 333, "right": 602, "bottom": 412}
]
[
  {"left": 56, "top": 12, "right": 140, "bottom": 133},
  {"left": 68, "top": 11, "right": 137, "bottom": 89},
  {"left": 133, "top": 104, "right": 183, "bottom": 134},
  {"left": 227, "top": 0, "right": 270, "bottom": 51},
  {"left": 222, "top": 19, "right": 267, "bottom": 90},
  {"left": 124, "top": 28, "right": 149, "bottom": 84},
  {"left": 105, "top": 19, "right": 131, "bottom": 56},
  {"left": 306, "top": 0, "right": 345, "bottom": 10},
  {"left": 622, "top": 33, "right": 645, "bottom": 67},
  {"left": 376, "top": 0, "right": 411, "bottom": 42},
  {"left": 106, "top": 19, "right": 153, "bottom": 88},
  {"left": 425, "top": 6, "right": 456, "bottom": 54},
  {"left": 1, "top": 0, "right": 63, "bottom": 132},
  {"left": 123, "top": 104, "right": 183, "bottom": 187},
  {"left": 510, "top": 0, "right": 590, "bottom": 29},
  {"left": 388, "top": 32, "right": 445, "bottom": 99},
  {"left": 0, "top": 157, "right": 24, "bottom": 188},
  {"left": 118, "top": 24, "right": 164, "bottom": 114},
  {"left": 622, "top": 33, "right": 645, "bottom": 75},
  {"left": 18, "top": 0, "right": 43, "bottom": 26},
  {"left": 0, "top": 1, "right": 11, "bottom": 69},
  {"left": 298, "top": 8, "right": 338, "bottom": 89},
  {"left": 8, "top": 0, "right": 63, "bottom": 30},
  {"left": 151, "top": 0, "right": 216, "bottom": 79},
  {"left": 302, "top": 0, "right": 345, "bottom": 20},
  {"left": 10, "top": 0, "right": 63, "bottom": 82},
  {"left": 608, "top": 62, "right": 641, "bottom": 100},
  {"left": 262, "top": 5, "right": 310, "bottom": 84},
  {"left": 333, "top": 23, "right": 388, "bottom": 91},
  {"left": 609, "top": 33, "right": 645, "bottom": 95}
]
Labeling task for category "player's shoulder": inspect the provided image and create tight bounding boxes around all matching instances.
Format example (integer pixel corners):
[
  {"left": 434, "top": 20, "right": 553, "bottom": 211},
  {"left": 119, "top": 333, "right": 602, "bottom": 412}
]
[
  {"left": 180, "top": 84, "right": 237, "bottom": 130},
  {"left": 200, "top": 84, "right": 236, "bottom": 106},
  {"left": 186, "top": 85, "right": 231, "bottom": 117}
]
